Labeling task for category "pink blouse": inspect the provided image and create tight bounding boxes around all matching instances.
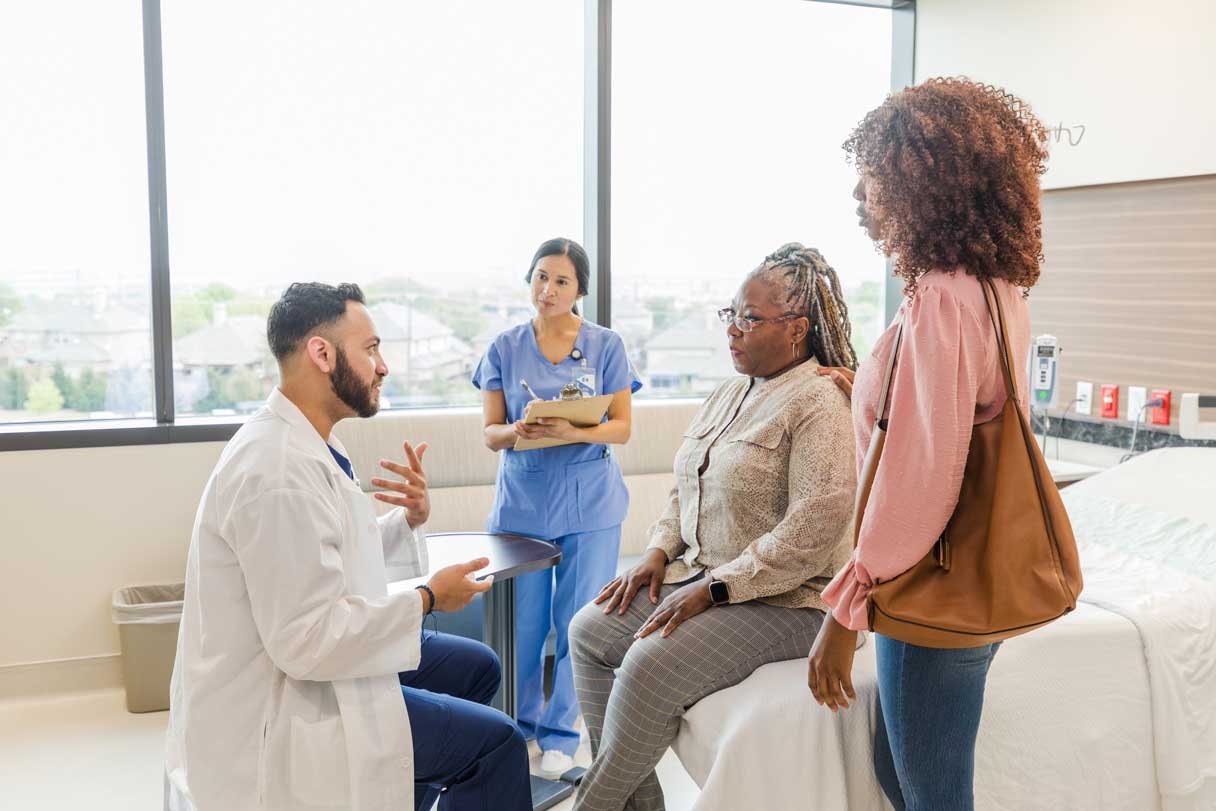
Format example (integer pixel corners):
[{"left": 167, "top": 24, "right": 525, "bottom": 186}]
[{"left": 822, "top": 270, "right": 1031, "bottom": 631}]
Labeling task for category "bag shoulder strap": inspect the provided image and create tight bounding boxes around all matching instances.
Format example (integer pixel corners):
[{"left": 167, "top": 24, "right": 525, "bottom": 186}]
[
  {"left": 981, "top": 278, "right": 1019, "bottom": 402},
  {"left": 874, "top": 314, "right": 905, "bottom": 427}
]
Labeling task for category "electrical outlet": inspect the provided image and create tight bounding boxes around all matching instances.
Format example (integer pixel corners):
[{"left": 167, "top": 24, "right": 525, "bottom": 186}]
[
  {"left": 1151, "top": 389, "right": 1172, "bottom": 425},
  {"left": 1128, "top": 386, "right": 1148, "bottom": 423},
  {"left": 1100, "top": 384, "right": 1119, "bottom": 419},
  {"left": 1075, "top": 381, "right": 1093, "bottom": 416}
]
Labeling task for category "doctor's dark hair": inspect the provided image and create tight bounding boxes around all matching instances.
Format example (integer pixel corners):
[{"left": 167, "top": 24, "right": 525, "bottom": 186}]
[
  {"left": 266, "top": 282, "right": 366, "bottom": 361},
  {"left": 749, "top": 243, "right": 859, "bottom": 372},
  {"left": 525, "top": 238, "right": 590, "bottom": 316}
]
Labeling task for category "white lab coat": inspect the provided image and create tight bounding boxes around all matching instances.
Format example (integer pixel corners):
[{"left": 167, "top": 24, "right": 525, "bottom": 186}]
[{"left": 166, "top": 389, "right": 428, "bottom": 811}]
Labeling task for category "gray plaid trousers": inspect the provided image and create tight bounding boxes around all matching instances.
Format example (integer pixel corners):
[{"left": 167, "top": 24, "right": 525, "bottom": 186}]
[{"left": 569, "top": 578, "right": 825, "bottom": 811}]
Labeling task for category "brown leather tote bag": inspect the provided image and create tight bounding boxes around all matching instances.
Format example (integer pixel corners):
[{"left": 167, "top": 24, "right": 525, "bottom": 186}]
[{"left": 854, "top": 278, "right": 1083, "bottom": 648}]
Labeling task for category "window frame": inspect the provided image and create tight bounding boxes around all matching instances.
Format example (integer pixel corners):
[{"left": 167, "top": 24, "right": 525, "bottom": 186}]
[{"left": 0, "top": 0, "right": 914, "bottom": 452}]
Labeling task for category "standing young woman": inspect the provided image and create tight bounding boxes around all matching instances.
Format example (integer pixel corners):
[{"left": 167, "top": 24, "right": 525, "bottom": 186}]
[
  {"left": 807, "top": 78, "right": 1049, "bottom": 810},
  {"left": 474, "top": 237, "right": 641, "bottom": 777}
]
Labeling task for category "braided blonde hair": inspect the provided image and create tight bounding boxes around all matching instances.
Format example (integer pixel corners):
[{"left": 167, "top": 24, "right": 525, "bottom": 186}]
[{"left": 748, "top": 242, "right": 859, "bottom": 371}]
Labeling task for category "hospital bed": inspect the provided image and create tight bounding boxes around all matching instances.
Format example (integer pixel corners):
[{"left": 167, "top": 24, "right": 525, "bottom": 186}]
[{"left": 672, "top": 447, "right": 1216, "bottom": 811}]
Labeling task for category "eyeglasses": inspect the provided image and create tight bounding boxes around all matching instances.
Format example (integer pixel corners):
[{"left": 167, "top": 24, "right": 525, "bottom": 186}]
[{"left": 716, "top": 307, "right": 800, "bottom": 333}]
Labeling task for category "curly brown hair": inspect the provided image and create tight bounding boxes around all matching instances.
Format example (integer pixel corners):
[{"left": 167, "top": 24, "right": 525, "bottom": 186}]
[{"left": 843, "top": 77, "right": 1049, "bottom": 295}]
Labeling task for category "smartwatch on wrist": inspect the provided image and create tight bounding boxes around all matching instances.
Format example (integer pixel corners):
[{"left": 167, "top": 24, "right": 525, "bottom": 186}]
[{"left": 708, "top": 577, "right": 730, "bottom": 607}]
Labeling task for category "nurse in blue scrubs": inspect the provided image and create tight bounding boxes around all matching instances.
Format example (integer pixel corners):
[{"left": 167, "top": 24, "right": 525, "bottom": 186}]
[{"left": 474, "top": 237, "right": 641, "bottom": 778}]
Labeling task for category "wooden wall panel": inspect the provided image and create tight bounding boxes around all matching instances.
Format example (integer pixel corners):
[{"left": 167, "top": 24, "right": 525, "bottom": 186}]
[{"left": 1031, "top": 174, "right": 1216, "bottom": 431}]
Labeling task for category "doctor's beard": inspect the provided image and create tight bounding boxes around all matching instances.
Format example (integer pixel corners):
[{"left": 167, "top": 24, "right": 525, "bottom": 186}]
[{"left": 330, "top": 346, "right": 381, "bottom": 418}]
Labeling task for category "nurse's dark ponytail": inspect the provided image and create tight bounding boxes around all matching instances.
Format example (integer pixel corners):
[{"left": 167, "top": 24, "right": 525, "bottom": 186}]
[{"left": 525, "top": 238, "right": 591, "bottom": 316}]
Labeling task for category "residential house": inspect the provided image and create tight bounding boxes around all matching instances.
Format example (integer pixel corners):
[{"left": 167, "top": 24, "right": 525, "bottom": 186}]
[{"left": 644, "top": 309, "right": 735, "bottom": 394}]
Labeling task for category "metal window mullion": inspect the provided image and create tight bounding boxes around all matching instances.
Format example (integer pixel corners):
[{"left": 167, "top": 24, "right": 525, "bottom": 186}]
[
  {"left": 883, "top": 1, "right": 916, "bottom": 326},
  {"left": 583, "top": 0, "right": 611, "bottom": 328},
  {"left": 141, "top": 0, "right": 175, "bottom": 424}
]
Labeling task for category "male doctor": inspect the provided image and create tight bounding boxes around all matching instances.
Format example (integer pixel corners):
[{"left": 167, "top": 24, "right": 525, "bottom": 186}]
[{"left": 166, "top": 282, "right": 531, "bottom": 810}]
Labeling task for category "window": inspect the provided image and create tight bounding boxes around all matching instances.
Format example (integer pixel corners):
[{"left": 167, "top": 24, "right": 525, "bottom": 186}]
[
  {"left": 1, "top": 1, "right": 908, "bottom": 448},
  {"left": 612, "top": 0, "right": 891, "bottom": 397},
  {"left": 161, "top": 1, "right": 583, "bottom": 415},
  {"left": 0, "top": 3, "right": 153, "bottom": 423}
]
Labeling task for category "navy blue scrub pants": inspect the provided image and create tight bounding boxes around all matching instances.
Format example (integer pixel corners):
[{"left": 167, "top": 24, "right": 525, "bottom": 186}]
[{"left": 400, "top": 630, "right": 530, "bottom": 811}]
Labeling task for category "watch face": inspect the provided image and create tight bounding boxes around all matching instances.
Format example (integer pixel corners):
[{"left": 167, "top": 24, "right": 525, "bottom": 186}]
[{"left": 710, "top": 579, "right": 729, "bottom": 605}]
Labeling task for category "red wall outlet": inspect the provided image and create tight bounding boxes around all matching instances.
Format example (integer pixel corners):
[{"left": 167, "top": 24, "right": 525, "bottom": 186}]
[
  {"left": 1100, "top": 384, "right": 1119, "bottom": 419},
  {"left": 1151, "top": 389, "right": 1172, "bottom": 425}
]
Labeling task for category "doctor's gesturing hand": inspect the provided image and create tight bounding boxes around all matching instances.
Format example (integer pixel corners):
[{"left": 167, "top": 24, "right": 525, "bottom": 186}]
[
  {"left": 371, "top": 440, "right": 431, "bottom": 528},
  {"left": 423, "top": 558, "right": 495, "bottom": 613}
]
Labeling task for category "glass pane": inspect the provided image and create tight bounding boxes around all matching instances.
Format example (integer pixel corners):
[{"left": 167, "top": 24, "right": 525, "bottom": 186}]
[
  {"left": 162, "top": 1, "right": 583, "bottom": 415},
  {"left": 613, "top": 0, "right": 891, "bottom": 397},
  {"left": 0, "top": 3, "right": 153, "bottom": 423}
]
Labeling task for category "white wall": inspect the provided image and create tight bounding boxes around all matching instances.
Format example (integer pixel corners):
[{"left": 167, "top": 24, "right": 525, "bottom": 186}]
[
  {"left": 0, "top": 408, "right": 1125, "bottom": 699},
  {"left": 915, "top": 0, "right": 1216, "bottom": 189},
  {"left": 0, "top": 442, "right": 225, "bottom": 675},
  {"left": 0, "top": 398, "right": 693, "bottom": 696}
]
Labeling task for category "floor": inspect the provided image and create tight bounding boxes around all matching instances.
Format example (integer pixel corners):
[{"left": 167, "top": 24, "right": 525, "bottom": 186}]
[
  {"left": 0, "top": 688, "right": 701, "bottom": 810},
  {"left": 529, "top": 725, "right": 700, "bottom": 811}
]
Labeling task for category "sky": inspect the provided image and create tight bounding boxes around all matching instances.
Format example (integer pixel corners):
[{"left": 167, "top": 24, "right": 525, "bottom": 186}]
[{"left": 1, "top": 0, "right": 891, "bottom": 299}]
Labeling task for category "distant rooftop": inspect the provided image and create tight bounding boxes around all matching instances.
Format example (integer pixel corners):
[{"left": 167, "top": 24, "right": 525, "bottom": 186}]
[
  {"left": 6, "top": 299, "right": 147, "bottom": 336},
  {"left": 647, "top": 310, "right": 727, "bottom": 350},
  {"left": 371, "top": 302, "right": 458, "bottom": 343},
  {"left": 175, "top": 316, "right": 269, "bottom": 367},
  {"left": 25, "top": 339, "right": 112, "bottom": 366}
]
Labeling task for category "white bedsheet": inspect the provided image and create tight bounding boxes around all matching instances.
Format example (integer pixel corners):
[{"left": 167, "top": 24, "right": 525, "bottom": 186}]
[
  {"left": 1063, "top": 491, "right": 1216, "bottom": 810},
  {"left": 675, "top": 603, "right": 1157, "bottom": 810},
  {"left": 672, "top": 448, "right": 1216, "bottom": 810}
]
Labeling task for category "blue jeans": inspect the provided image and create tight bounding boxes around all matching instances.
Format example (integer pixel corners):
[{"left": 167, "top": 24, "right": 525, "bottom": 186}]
[
  {"left": 515, "top": 525, "right": 621, "bottom": 755},
  {"left": 873, "top": 635, "right": 1001, "bottom": 811},
  {"left": 400, "top": 631, "right": 530, "bottom": 811}
]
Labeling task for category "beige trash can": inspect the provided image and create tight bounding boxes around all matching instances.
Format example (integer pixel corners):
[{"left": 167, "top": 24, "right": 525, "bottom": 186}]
[{"left": 111, "top": 583, "right": 184, "bottom": 713}]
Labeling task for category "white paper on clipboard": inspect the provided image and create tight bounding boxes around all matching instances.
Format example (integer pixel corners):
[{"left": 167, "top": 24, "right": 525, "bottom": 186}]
[{"left": 513, "top": 393, "right": 613, "bottom": 451}]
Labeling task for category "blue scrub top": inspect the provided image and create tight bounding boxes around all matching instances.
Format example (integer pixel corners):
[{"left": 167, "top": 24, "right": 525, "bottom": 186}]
[{"left": 472, "top": 320, "right": 643, "bottom": 540}]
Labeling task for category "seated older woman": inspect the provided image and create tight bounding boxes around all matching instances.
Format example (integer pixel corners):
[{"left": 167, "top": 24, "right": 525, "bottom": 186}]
[{"left": 568, "top": 243, "right": 859, "bottom": 811}]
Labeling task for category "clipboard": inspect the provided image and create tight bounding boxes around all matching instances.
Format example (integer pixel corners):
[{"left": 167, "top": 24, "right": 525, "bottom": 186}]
[{"left": 513, "top": 393, "right": 614, "bottom": 451}]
